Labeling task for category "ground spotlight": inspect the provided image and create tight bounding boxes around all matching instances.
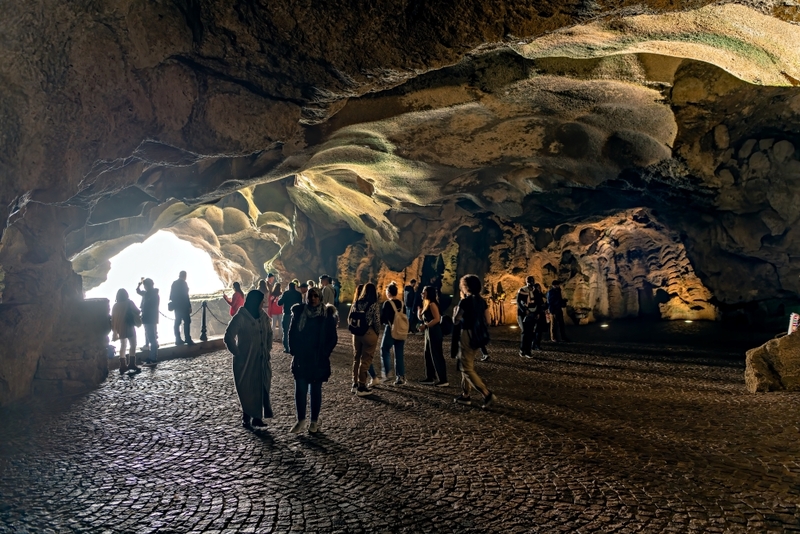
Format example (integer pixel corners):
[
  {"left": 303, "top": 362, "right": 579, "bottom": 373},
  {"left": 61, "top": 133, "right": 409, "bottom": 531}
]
[
  {"left": 510, "top": 325, "right": 518, "bottom": 329},
  {"left": 601, "top": 323, "right": 609, "bottom": 328},
  {"left": 684, "top": 320, "right": 693, "bottom": 323}
]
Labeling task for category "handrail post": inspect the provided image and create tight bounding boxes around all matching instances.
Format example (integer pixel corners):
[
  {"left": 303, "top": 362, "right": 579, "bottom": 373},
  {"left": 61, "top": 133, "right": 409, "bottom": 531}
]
[{"left": 200, "top": 301, "right": 208, "bottom": 342}]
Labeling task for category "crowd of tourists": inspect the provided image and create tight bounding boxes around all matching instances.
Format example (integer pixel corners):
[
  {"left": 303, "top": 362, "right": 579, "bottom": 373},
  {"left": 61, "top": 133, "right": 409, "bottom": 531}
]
[{"left": 110, "top": 269, "right": 568, "bottom": 435}]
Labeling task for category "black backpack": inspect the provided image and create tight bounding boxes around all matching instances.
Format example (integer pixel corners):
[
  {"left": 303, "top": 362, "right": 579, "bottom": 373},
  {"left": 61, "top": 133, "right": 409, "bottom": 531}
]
[{"left": 348, "top": 302, "right": 370, "bottom": 336}]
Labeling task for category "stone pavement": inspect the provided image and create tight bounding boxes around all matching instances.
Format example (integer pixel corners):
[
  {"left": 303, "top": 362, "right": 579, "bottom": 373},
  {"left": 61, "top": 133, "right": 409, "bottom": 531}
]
[{"left": 1, "top": 327, "right": 800, "bottom": 533}]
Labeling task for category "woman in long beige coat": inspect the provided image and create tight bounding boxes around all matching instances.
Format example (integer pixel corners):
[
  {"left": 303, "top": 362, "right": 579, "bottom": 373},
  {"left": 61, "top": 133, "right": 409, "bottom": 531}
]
[{"left": 224, "top": 290, "right": 273, "bottom": 429}]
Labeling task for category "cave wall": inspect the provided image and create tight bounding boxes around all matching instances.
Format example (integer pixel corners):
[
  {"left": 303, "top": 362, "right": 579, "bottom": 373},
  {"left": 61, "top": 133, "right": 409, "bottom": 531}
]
[
  {"left": 1, "top": 2, "right": 800, "bottom": 405},
  {"left": 335, "top": 208, "right": 716, "bottom": 324}
]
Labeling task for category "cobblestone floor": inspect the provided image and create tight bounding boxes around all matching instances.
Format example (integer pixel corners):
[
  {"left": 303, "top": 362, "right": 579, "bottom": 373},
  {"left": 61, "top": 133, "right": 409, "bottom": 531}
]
[{"left": 1, "top": 326, "right": 799, "bottom": 533}]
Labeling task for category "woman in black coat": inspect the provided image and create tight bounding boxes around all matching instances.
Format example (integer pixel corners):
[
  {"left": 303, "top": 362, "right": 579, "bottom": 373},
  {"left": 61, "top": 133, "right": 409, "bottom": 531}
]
[{"left": 287, "top": 287, "right": 338, "bottom": 434}]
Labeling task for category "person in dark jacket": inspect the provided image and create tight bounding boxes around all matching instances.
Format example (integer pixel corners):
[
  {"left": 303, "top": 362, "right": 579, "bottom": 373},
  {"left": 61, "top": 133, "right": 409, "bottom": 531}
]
[
  {"left": 278, "top": 282, "right": 303, "bottom": 353},
  {"left": 136, "top": 278, "right": 160, "bottom": 365},
  {"left": 547, "top": 280, "right": 569, "bottom": 342},
  {"left": 531, "top": 283, "right": 548, "bottom": 350},
  {"left": 288, "top": 287, "right": 338, "bottom": 434},
  {"left": 453, "top": 274, "right": 495, "bottom": 408},
  {"left": 403, "top": 279, "right": 417, "bottom": 333},
  {"left": 169, "top": 271, "right": 194, "bottom": 346}
]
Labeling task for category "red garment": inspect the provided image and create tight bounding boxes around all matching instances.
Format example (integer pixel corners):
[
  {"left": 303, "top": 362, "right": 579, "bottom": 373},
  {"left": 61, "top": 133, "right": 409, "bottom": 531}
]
[
  {"left": 224, "top": 291, "right": 245, "bottom": 316},
  {"left": 268, "top": 295, "right": 283, "bottom": 316}
]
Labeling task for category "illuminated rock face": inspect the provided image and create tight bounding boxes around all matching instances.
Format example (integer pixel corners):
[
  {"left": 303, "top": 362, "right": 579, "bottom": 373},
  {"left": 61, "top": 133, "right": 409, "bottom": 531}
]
[
  {"left": 1, "top": 1, "right": 800, "bottom": 403},
  {"left": 335, "top": 209, "right": 717, "bottom": 324}
]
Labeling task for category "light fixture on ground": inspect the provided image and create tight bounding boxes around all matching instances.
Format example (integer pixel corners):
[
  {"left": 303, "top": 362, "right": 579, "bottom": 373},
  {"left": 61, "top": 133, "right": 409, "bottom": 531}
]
[{"left": 601, "top": 323, "right": 609, "bottom": 328}]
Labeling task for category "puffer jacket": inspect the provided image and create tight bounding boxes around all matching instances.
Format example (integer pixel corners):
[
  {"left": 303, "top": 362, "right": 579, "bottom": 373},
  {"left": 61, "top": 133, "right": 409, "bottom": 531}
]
[{"left": 288, "top": 304, "right": 338, "bottom": 382}]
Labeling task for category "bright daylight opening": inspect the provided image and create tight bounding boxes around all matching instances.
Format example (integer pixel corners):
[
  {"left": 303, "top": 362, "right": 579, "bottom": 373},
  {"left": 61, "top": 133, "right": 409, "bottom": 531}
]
[{"left": 86, "top": 231, "right": 224, "bottom": 348}]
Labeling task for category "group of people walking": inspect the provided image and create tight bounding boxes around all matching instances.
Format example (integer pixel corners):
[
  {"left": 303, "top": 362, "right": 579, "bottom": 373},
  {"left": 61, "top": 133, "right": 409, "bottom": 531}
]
[
  {"left": 113, "top": 268, "right": 570, "bottom": 435},
  {"left": 221, "top": 272, "right": 500, "bottom": 435}
]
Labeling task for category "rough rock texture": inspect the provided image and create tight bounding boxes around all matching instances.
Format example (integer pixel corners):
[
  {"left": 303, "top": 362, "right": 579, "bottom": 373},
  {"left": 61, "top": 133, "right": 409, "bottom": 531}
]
[
  {"left": 745, "top": 332, "right": 800, "bottom": 393},
  {"left": 2, "top": 2, "right": 800, "bottom": 403},
  {"left": 336, "top": 208, "right": 716, "bottom": 324}
]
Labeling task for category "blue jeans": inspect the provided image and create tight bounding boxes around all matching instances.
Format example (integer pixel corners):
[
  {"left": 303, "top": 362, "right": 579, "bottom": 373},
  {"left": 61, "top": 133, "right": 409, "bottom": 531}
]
[
  {"left": 294, "top": 378, "right": 322, "bottom": 422},
  {"left": 144, "top": 323, "right": 158, "bottom": 362},
  {"left": 380, "top": 325, "right": 405, "bottom": 377}
]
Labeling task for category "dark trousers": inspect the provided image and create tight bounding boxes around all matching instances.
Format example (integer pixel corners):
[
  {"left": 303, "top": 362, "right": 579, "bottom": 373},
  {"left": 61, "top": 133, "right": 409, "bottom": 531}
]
[
  {"left": 174, "top": 310, "right": 191, "bottom": 342},
  {"left": 282, "top": 315, "right": 291, "bottom": 350},
  {"left": 144, "top": 323, "right": 158, "bottom": 362},
  {"left": 520, "top": 315, "right": 534, "bottom": 354},
  {"left": 295, "top": 379, "right": 323, "bottom": 422},
  {"left": 424, "top": 325, "right": 447, "bottom": 382},
  {"left": 551, "top": 309, "right": 568, "bottom": 341}
]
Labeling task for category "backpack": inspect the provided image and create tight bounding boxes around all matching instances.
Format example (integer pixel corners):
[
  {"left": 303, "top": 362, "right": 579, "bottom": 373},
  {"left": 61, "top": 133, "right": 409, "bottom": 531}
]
[
  {"left": 348, "top": 302, "right": 370, "bottom": 336},
  {"left": 440, "top": 314, "right": 454, "bottom": 336},
  {"left": 389, "top": 300, "right": 409, "bottom": 341}
]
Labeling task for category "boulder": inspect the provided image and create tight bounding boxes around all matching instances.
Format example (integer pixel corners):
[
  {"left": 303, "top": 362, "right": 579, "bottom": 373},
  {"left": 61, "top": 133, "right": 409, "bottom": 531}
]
[{"left": 745, "top": 333, "right": 800, "bottom": 393}]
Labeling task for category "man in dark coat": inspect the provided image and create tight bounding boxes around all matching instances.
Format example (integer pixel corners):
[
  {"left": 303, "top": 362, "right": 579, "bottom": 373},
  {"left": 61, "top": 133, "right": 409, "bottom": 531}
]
[
  {"left": 278, "top": 281, "right": 303, "bottom": 353},
  {"left": 136, "top": 278, "right": 160, "bottom": 365},
  {"left": 169, "top": 270, "right": 194, "bottom": 345}
]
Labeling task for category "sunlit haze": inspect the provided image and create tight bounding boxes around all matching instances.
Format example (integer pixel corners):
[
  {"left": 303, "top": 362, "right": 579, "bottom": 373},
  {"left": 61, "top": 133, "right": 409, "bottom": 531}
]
[{"left": 87, "top": 231, "right": 224, "bottom": 347}]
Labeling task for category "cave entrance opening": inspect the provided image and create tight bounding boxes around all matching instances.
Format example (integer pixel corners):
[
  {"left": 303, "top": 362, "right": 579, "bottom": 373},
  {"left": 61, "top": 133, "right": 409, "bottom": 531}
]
[{"left": 86, "top": 230, "right": 224, "bottom": 348}]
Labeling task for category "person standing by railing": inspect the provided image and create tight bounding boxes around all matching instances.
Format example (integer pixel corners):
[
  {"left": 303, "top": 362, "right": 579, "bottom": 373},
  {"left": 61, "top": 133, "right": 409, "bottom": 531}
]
[{"left": 136, "top": 278, "right": 160, "bottom": 366}]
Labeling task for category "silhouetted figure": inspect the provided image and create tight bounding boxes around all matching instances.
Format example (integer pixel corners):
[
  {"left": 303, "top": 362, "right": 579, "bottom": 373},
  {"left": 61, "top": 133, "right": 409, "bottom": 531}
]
[
  {"left": 404, "top": 279, "right": 417, "bottom": 333},
  {"left": 112, "top": 288, "right": 141, "bottom": 374},
  {"left": 516, "top": 276, "right": 537, "bottom": 358},
  {"left": 453, "top": 274, "right": 495, "bottom": 408},
  {"left": 223, "top": 282, "right": 245, "bottom": 316},
  {"left": 288, "top": 287, "right": 338, "bottom": 434},
  {"left": 332, "top": 278, "right": 341, "bottom": 307},
  {"left": 224, "top": 290, "right": 273, "bottom": 429},
  {"left": 299, "top": 282, "right": 309, "bottom": 303},
  {"left": 531, "top": 283, "right": 548, "bottom": 350},
  {"left": 169, "top": 271, "right": 193, "bottom": 345},
  {"left": 547, "top": 280, "right": 569, "bottom": 342},
  {"left": 418, "top": 286, "right": 448, "bottom": 387},
  {"left": 136, "top": 278, "right": 159, "bottom": 365},
  {"left": 278, "top": 282, "right": 302, "bottom": 353}
]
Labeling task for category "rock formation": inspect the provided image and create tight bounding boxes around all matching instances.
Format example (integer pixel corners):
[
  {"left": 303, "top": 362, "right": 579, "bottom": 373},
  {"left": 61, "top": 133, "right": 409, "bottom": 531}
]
[
  {"left": 745, "top": 333, "right": 800, "bottom": 393},
  {"left": 1, "top": 1, "right": 800, "bottom": 403}
]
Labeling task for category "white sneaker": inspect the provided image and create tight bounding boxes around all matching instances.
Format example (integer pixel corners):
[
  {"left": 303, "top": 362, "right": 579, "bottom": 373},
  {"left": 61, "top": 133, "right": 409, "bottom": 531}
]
[
  {"left": 394, "top": 376, "right": 406, "bottom": 386},
  {"left": 308, "top": 418, "right": 321, "bottom": 433},
  {"left": 290, "top": 419, "right": 308, "bottom": 434},
  {"left": 368, "top": 376, "right": 381, "bottom": 387}
]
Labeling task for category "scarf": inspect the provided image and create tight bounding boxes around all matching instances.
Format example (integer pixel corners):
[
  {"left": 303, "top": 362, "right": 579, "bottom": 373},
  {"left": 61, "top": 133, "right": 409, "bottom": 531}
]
[{"left": 298, "top": 303, "right": 324, "bottom": 332}]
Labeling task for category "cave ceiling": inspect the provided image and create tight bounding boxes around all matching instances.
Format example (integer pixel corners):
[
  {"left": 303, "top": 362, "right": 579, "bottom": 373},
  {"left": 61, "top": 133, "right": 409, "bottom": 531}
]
[{"left": 3, "top": 1, "right": 800, "bottom": 304}]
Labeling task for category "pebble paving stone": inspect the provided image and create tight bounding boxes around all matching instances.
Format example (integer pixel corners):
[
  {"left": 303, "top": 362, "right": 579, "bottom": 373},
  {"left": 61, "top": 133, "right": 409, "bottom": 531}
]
[{"left": 1, "top": 326, "right": 800, "bottom": 532}]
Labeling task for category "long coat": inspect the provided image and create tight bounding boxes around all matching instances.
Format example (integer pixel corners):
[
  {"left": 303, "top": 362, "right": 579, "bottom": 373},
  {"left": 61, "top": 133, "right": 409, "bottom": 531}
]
[{"left": 224, "top": 307, "right": 273, "bottom": 419}]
